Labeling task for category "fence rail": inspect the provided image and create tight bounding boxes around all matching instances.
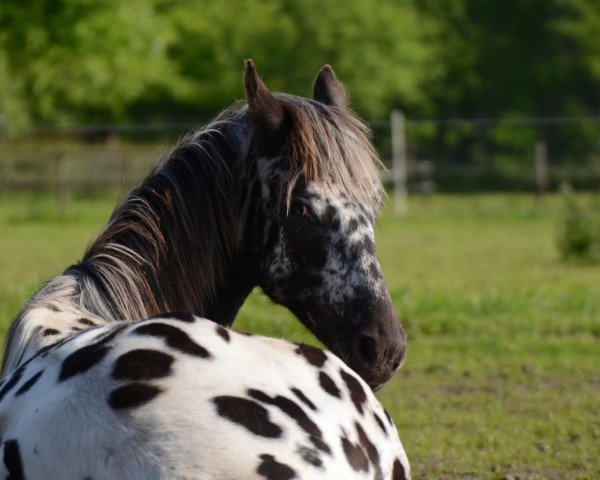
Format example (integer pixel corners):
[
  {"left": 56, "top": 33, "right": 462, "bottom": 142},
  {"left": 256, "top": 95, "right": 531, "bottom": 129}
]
[
  {"left": 1, "top": 114, "right": 599, "bottom": 212},
  {"left": 0, "top": 140, "right": 170, "bottom": 192}
]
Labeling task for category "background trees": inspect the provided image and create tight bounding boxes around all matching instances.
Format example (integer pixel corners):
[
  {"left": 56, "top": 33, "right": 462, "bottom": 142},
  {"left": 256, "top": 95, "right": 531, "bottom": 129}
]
[
  {"left": 0, "top": 0, "right": 430, "bottom": 127},
  {"left": 0, "top": 0, "right": 598, "bottom": 168}
]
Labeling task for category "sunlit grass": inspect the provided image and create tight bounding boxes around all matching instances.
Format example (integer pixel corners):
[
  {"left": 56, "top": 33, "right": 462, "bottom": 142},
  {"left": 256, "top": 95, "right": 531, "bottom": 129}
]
[{"left": 0, "top": 192, "right": 598, "bottom": 479}]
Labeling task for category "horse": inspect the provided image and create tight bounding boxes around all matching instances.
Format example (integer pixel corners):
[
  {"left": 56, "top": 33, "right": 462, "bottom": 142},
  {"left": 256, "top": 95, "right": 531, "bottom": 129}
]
[
  {"left": 2, "top": 60, "right": 406, "bottom": 390},
  {"left": 0, "top": 60, "right": 411, "bottom": 479}
]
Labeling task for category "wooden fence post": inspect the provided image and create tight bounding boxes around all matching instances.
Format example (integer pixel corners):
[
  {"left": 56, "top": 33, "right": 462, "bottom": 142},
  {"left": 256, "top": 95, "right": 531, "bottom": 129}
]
[
  {"left": 391, "top": 110, "right": 408, "bottom": 216},
  {"left": 55, "top": 153, "right": 70, "bottom": 213},
  {"left": 534, "top": 140, "right": 549, "bottom": 205}
]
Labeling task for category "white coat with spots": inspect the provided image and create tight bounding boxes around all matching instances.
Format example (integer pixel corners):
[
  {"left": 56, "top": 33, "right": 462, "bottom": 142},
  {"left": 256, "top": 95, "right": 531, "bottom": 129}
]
[{"left": 0, "top": 315, "right": 410, "bottom": 480}]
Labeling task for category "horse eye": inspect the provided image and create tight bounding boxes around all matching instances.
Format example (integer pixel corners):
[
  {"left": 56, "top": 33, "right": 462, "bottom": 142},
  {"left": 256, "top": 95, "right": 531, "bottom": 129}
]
[{"left": 291, "top": 201, "right": 310, "bottom": 218}]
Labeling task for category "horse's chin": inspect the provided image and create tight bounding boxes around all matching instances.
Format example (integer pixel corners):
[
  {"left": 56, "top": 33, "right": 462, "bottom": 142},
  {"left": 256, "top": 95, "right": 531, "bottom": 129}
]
[
  {"left": 288, "top": 305, "right": 397, "bottom": 390},
  {"left": 346, "top": 361, "right": 397, "bottom": 390}
]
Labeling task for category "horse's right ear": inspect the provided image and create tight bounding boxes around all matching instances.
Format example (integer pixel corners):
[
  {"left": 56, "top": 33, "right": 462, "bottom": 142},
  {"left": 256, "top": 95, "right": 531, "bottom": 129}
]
[
  {"left": 313, "top": 65, "right": 346, "bottom": 109},
  {"left": 244, "top": 60, "right": 288, "bottom": 151}
]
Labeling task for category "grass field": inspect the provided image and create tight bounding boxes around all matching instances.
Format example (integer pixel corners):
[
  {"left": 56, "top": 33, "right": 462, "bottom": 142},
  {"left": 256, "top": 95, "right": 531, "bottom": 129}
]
[{"left": 0, "top": 191, "right": 598, "bottom": 479}]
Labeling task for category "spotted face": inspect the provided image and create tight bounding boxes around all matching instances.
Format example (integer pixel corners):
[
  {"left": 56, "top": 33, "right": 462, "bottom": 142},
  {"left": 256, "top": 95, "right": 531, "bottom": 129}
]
[
  {"left": 269, "top": 183, "right": 386, "bottom": 319},
  {"left": 254, "top": 164, "right": 405, "bottom": 389},
  {"left": 243, "top": 62, "right": 406, "bottom": 388}
]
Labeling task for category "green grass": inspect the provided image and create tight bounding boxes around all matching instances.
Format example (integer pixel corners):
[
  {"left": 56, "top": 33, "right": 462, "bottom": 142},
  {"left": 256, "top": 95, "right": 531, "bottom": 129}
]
[{"left": 0, "top": 191, "right": 598, "bottom": 479}]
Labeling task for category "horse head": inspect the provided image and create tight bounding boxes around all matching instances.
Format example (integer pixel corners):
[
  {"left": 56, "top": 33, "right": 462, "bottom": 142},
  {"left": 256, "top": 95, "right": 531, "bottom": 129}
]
[{"left": 244, "top": 60, "right": 406, "bottom": 388}]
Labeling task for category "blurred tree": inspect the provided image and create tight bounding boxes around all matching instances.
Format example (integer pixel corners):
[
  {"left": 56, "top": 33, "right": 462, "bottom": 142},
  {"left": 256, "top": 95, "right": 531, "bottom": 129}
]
[
  {"left": 0, "top": 0, "right": 598, "bottom": 157},
  {"left": 0, "top": 0, "right": 180, "bottom": 131},
  {"left": 415, "top": 0, "right": 600, "bottom": 165},
  {"left": 0, "top": 0, "right": 431, "bottom": 128},
  {"left": 417, "top": 0, "right": 600, "bottom": 117},
  {"left": 139, "top": 0, "right": 431, "bottom": 120}
]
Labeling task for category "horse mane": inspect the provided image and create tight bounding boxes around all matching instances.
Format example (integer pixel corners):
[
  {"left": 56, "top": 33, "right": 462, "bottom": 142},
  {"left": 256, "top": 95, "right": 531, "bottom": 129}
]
[{"left": 68, "top": 109, "right": 249, "bottom": 321}]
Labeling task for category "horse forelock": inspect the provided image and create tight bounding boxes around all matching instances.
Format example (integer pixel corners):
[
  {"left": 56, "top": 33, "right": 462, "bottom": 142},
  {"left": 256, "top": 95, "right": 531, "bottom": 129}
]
[{"left": 276, "top": 94, "right": 384, "bottom": 212}]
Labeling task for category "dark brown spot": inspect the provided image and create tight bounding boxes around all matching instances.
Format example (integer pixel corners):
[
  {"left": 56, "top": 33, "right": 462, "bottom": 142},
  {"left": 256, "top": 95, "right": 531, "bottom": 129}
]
[
  {"left": 4, "top": 439, "right": 24, "bottom": 480},
  {"left": 36, "top": 342, "right": 60, "bottom": 357},
  {"left": 216, "top": 325, "right": 230, "bottom": 342},
  {"left": 340, "top": 368, "right": 367, "bottom": 415},
  {"left": 109, "top": 383, "right": 162, "bottom": 409},
  {"left": 296, "top": 445, "right": 322, "bottom": 468},
  {"left": 373, "top": 412, "right": 387, "bottom": 434},
  {"left": 15, "top": 370, "right": 43, "bottom": 396},
  {"left": 248, "top": 389, "right": 331, "bottom": 454},
  {"left": 319, "top": 371, "right": 341, "bottom": 398},
  {"left": 59, "top": 343, "right": 110, "bottom": 381},
  {"left": 112, "top": 349, "right": 174, "bottom": 381},
  {"left": 59, "top": 323, "right": 127, "bottom": 382},
  {"left": 0, "top": 366, "right": 25, "bottom": 402},
  {"left": 392, "top": 457, "right": 408, "bottom": 480},
  {"left": 290, "top": 387, "right": 317, "bottom": 411},
  {"left": 213, "top": 396, "right": 282, "bottom": 438},
  {"left": 78, "top": 318, "right": 98, "bottom": 327},
  {"left": 257, "top": 454, "right": 297, "bottom": 480},
  {"left": 295, "top": 344, "right": 327, "bottom": 368},
  {"left": 384, "top": 409, "right": 394, "bottom": 426},
  {"left": 355, "top": 422, "right": 381, "bottom": 475},
  {"left": 42, "top": 328, "right": 60, "bottom": 337},
  {"left": 341, "top": 435, "right": 369, "bottom": 472},
  {"left": 133, "top": 322, "right": 210, "bottom": 358}
]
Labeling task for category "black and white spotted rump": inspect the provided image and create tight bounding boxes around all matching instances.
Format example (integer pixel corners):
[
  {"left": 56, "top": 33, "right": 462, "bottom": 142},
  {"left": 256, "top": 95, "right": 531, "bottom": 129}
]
[{"left": 0, "top": 315, "right": 410, "bottom": 479}]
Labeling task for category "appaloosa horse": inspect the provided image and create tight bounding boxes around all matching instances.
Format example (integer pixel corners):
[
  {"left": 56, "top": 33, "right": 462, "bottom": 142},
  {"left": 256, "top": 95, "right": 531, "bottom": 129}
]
[{"left": 0, "top": 61, "right": 410, "bottom": 479}]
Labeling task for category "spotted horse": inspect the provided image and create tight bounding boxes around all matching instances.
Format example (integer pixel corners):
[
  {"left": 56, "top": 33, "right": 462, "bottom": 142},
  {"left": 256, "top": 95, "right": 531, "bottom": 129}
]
[
  {"left": 0, "top": 314, "right": 410, "bottom": 479},
  {"left": 0, "top": 62, "right": 410, "bottom": 478}
]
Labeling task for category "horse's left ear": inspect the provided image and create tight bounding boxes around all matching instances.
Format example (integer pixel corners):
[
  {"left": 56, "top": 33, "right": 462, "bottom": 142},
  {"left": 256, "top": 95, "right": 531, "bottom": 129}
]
[
  {"left": 313, "top": 65, "right": 347, "bottom": 109},
  {"left": 244, "top": 60, "right": 288, "bottom": 151}
]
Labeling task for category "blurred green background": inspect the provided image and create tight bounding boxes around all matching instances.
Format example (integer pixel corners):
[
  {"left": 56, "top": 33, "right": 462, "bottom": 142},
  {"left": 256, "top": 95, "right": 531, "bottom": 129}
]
[
  {"left": 2, "top": 0, "right": 600, "bottom": 188},
  {"left": 1, "top": 1, "right": 599, "bottom": 479},
  {"left": 1, "top": 1, "right": 599, "bottom": 126}
]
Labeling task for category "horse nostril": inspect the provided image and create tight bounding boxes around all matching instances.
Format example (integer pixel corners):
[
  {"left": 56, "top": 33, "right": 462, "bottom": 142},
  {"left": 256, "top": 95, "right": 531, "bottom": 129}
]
[{"left": 356, "top": 335, "right": 378, "bottom": 369}]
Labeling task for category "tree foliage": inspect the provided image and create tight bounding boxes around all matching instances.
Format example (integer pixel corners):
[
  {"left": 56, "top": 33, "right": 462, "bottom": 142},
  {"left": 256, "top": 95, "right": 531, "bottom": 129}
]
[
  {"left": 0, "top": 0, "right": 598, "bottom": 138},
  {"left": 416, "top": 0, "right": 600, "bottom": 118},
  {"left": 0, "top": 0, "right": 180, "bottom": 130}
]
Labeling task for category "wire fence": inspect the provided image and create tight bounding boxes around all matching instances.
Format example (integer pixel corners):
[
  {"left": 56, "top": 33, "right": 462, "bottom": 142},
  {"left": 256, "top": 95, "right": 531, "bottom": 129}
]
[
  {"left": 376, "top": 113, "right": 600, "bottom": 186},
  {"left": 1, "top": 114, "right": 599, "bottom": 211}
]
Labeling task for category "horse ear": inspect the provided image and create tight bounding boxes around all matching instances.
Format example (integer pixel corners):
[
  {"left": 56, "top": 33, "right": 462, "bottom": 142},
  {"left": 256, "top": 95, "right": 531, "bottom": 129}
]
[
  {"left": 313, "top": 65, "right": 346, "bottom": 109},
  {"left": 244, "top": 59, "right": 287, "bottom": 148}
]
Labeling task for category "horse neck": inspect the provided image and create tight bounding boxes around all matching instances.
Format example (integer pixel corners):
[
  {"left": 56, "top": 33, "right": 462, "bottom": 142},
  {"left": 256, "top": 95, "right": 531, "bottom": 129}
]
[
  {"left": 69, "top": 117, "right": 259, "bottom": 323},
  {"left": 1, "top": 115, "right": 266, "bottom": 377}
]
